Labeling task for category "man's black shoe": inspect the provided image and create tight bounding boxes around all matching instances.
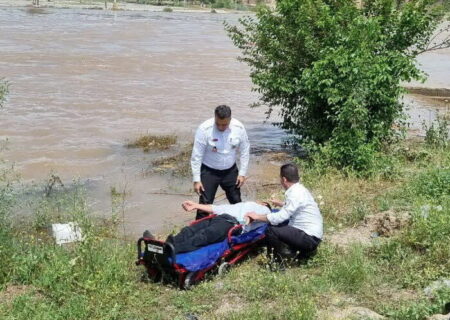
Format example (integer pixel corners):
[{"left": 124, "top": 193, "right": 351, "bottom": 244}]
[{"left": 143, "top": 230, "right": 154, "bottom": 239}]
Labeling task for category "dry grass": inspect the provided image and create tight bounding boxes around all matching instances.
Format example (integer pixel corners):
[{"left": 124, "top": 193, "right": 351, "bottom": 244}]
[
  {"left": 127, "top": 134, "right": 177, "bottom": 152},
  {"left": 150, "top": 143, "right": 192, "bottom": 177},
  {"left": 303, "top": 171, "right": 399, "bottom": 227}
]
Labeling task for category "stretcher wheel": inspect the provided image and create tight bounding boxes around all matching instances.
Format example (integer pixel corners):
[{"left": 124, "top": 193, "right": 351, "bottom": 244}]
[
  {"left": 183, "top": 271, "right": 198, "bottom": 290},
  {"left": 143, "top": 269, "right": 162, "bottom": 283},
  {"left": 218, "top": 262, "right": 231, "bottom": 276}
]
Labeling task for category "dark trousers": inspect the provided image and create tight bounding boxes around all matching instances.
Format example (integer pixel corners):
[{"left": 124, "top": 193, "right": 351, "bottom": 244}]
[
  {"left": 265, "top": 223, "right": 321, "bottom": 259},
  {"left": 196, "top": 163, "right": 242, "bottom": 220},
  {"left": 169, "top": 214, "right": 237, "bottom": 254}
]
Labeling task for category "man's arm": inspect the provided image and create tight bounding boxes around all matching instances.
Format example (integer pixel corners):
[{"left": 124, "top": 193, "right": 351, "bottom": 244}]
[
  {"left": 191, "top": 127, "right": 206, "bottom": 193},
  {"left": 266, "top": 198, "right": 296, "bottom": 225},
  {"left": 237, "top": 127, "right": 250, "bottom": 188},
  {"left": 182, "top": 200, "right": 213, "bottom": 214}
]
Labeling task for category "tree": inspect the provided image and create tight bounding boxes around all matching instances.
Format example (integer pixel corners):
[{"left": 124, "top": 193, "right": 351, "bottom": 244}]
[{"left": 226, "top": 0, "right": 448, "bottom": 171}]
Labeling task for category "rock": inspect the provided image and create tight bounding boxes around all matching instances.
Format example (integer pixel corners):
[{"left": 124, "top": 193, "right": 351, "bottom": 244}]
[
  {"left": 319, "top": 306, "right": 385, "bottom": 320},
  {"left": 345, "top": 307, "right": 385, "bottom": 320},
  {"left": 426, "top": 313, "right": 450, "bottom": 320},
  {"left": 424, "top": 279, "right": 450, "bottom": 298},
  {"left": 214, "top": 281, "right": 224, "bottom": 290}
]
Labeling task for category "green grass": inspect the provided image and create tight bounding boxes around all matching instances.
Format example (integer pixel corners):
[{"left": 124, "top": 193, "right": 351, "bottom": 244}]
[{"left": 1, "top": 141, "right": 450, "bottom": 319}]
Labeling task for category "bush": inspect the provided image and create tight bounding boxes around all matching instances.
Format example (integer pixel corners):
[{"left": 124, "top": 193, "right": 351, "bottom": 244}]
[
  {"left": 410, "top": 168, "right": 450, "bottom": 200},
  {"left": 0, "top": 79, "right": 8, "bottom": 108},
  {"left": 405, "top": 199, "right": 450, "bottom": 248},
  {"left": 226, "top": 0, "right": 446, "bottom": 172},
  {"left": 423, "top": 116, "right": 449, "bottom": 148}
]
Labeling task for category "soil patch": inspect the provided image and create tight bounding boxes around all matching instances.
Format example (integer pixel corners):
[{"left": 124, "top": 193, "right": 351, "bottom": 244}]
[
  {"left": 0, "top": 284, "right": 35, "bottom": 304},
  {"left": 213, "top": 292, "right": 247, "bottom": 316},
  {"left": 327, "top": 210, "right": 410, "bottom": 248}
]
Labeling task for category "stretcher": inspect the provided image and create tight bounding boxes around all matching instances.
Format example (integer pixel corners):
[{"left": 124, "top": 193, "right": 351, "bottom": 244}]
[{"left": 136, "top": 215, "right": 267, "bottom": 289}]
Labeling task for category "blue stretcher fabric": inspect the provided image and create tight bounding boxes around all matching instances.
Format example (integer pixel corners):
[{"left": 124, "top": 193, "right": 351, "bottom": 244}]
[{"left": 175, "top": 224, "right": 268, "bottom": 272}]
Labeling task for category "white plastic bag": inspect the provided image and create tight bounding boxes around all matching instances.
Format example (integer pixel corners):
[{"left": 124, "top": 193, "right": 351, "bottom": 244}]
[{"left": 51, "top": 222, "right": 83, "bottom": 245}]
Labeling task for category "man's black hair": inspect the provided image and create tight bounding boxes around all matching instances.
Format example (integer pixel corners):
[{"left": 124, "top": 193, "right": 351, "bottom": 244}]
[
  {"left": 215, "top": 105, "right": 232, "bottom": 119},
  {"left": 261, "top": 201, "right": 272, "bottom": 212},
  {"left": 280, "top": 163, "right": 300, "bottom": 183}
]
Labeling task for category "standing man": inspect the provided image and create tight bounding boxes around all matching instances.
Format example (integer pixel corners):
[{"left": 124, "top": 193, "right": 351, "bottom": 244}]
[
  {"left": 191, "top": 105, "right": 250, "bottom": 220},
  {"left": 245, "top": 163, "right": 323, "bottom": 260}
]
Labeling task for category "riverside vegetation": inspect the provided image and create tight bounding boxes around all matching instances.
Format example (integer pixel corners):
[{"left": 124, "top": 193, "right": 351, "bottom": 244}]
[{"left": 1, "top": 121, "right": 449, "bottom": 319}]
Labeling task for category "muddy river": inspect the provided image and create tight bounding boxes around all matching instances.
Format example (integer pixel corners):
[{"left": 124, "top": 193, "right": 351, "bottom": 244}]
[{"left": 0, "top": 7, "right": 448, "bottom": 237}]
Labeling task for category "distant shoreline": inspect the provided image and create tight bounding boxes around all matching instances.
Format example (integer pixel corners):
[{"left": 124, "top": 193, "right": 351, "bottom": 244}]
[{"left": 0, "top": 0, "right": 251, "bottom": 13}]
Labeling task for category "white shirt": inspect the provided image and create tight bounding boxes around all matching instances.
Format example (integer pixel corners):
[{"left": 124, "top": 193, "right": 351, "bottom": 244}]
[
  {"left": 266, "top": 183, "right": 323, "bottom": 239},
  {"left": 191, "top": 118, "right": 250, "bottom": 182},
  {"left": 212, "top": 202, "right": 270, "bottom": 232}
]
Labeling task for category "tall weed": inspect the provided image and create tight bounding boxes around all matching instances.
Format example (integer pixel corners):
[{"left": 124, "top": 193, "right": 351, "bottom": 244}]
[
  {"left": 324, "top": 245, "right": 376, "bottom": 293},
  {"left": 423, "top": 116, "right": 449, "bottom": 149}
]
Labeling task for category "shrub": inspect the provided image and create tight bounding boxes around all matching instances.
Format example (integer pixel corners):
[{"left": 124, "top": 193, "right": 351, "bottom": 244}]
[
  {"left": 226, "top": 0, "right": 447, "bottom": 172},
  {"left": 405, "top": 199, "right": 450, "bottom": 249},
  {"left": 0, "top": 79, "right": 8, "bottom": 108},
  {"left": 410, "top": 168, "right": 450, "bottom": 200},
  {"left": 423, "top": 116, "right": 449, "bottom": 148}
]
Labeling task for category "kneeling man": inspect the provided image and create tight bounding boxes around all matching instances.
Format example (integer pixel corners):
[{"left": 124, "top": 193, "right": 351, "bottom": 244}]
[{"left": 245, "top": 163, "right": 323, "bottom": 259}]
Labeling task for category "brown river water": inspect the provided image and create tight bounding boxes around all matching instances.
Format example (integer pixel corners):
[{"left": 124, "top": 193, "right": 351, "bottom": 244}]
[{"left": 0, "top": 7, "right": 448, "bottom": 237}]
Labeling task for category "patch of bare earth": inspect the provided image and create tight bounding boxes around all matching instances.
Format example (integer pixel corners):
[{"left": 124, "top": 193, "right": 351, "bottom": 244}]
[
  {"left": 373, "top": 284, "right": 418, "bottom": 304},
  {"left": 0, "top": 284, "right": 36, "bottom": 304},
  {"left": 326, "top": 210, "right": 410, "bottom": 249},
  {"left": 213, "top": 292, "right": 247, "bottom": 317}
]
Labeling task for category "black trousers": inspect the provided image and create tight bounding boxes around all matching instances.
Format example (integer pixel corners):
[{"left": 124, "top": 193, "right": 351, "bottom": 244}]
[
  {"left": 196, "top": 163, "right": 242, "bottom": 220},
  {"left": 169, "top": 214, "right": 237, "bottom": 254},
  {"left": 265, "top": 223, "right": 321, "bottom": 259}
]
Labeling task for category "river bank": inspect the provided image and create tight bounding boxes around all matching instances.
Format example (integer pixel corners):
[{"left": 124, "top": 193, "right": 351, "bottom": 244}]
[{"left": 1, "top": 138, "right": 449, "bottom": 319}]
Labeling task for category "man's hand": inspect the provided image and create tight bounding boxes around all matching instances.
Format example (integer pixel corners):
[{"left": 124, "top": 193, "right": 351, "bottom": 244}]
[
  {"left": 193, "top": 181, "right": 205, "bottom": 195},
  {"left": 244, "top": 211, "right": 258, "bottom": 222},
  {"left": 245, "top": 211, "right": 269, "bottom": 223},
  {"left": 236, "top": 175, "right": 246, "bottom": 188},
  {"left": 270, "top": 198, "right": 284, "bottom": 207},
  {"left": 182, "top": 200, "right": 198, "bottom": 212}
]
